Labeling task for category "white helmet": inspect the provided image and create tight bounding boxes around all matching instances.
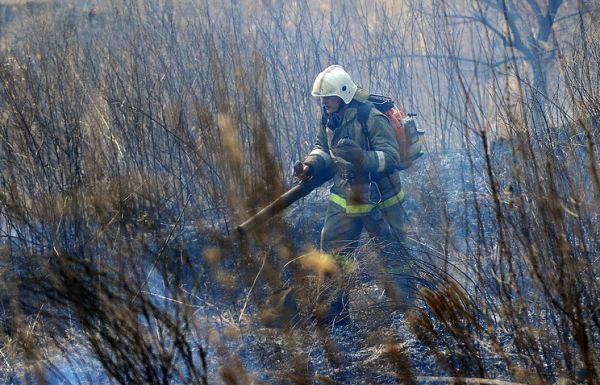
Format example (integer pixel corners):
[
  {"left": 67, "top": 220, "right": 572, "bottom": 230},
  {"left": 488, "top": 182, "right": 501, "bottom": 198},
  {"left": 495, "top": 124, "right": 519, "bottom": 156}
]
[{"left": 311, "top": 65, "right": 358, "bottom": 104}]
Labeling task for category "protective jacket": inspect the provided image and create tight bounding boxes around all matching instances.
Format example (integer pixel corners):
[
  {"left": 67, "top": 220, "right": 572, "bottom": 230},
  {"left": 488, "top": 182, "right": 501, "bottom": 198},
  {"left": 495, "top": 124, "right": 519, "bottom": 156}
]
[{"left": 303, "top": 89, "right": 404, "bottom": 216}]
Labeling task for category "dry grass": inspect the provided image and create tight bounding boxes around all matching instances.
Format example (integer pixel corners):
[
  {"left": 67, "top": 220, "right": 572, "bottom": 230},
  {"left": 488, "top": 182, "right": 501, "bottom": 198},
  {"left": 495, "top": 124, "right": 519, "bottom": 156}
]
[{"left": 0, "top": 0, "right": 598, "bottom": 384}]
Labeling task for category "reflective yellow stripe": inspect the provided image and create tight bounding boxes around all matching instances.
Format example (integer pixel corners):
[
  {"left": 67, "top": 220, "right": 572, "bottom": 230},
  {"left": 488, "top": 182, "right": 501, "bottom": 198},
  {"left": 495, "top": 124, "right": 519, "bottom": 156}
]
[
  {"left": 330, "top": 189, "right": 404, "bottom": 214},
  {"left": 330, "top": 193, "right": 373, "bottom": 214},
  {"left": 378, "top": 189, "right": 405, "bottom": 209}
]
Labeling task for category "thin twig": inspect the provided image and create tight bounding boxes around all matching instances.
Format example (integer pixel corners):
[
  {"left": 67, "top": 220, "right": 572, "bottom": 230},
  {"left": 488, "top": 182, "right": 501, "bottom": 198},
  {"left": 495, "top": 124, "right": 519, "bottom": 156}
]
[{"left": 238, "top": 253, "right": 267, "bottom": 324}]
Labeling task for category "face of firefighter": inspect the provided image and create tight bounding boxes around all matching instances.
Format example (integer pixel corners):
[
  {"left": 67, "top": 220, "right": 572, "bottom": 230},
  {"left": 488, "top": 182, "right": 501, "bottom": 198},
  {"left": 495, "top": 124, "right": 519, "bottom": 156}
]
[{"left": 321, "top": 95, "right": 344, "bottom": 114}]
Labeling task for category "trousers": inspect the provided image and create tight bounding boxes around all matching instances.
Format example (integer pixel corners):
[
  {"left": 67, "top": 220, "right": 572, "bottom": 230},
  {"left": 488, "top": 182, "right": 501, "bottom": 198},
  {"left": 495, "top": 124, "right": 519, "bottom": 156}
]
[{"left": 320, "top": 199, "right": 417, "bottom": 305}]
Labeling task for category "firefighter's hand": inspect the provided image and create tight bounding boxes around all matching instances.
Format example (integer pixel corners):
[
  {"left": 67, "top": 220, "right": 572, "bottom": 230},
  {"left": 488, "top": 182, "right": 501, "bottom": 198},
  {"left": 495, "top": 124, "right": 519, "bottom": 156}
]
[
  {"left": 332, "top": 139, "right": 366, "bottom": 169},
  {"left": 293, "top": 161, "right": 312, "bottom": 181}
]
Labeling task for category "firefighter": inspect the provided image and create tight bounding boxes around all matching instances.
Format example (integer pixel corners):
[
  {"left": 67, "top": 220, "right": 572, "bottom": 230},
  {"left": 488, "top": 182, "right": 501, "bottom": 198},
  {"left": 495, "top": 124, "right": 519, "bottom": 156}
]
[{"left": 295, "top": 65, "right": 414, "bottom": 324}]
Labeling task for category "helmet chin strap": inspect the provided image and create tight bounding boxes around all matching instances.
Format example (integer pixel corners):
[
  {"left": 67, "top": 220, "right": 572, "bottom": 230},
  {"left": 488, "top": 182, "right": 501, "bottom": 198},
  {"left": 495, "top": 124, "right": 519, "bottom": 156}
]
[
  {"left": 335, "top": 102, "right": 346, "bottom": 114},
  {"left": 322, "top": 98, "right": 347, "bottom": 113},
  {"left": 325, "top": 102, "right": 349, "bottom": 129}
]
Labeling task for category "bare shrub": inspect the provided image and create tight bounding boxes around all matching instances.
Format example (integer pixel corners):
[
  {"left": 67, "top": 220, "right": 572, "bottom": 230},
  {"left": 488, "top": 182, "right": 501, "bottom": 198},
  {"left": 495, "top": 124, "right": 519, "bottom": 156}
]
[{"left": 0, "top": 0, "right": 598, "bottom": 384}]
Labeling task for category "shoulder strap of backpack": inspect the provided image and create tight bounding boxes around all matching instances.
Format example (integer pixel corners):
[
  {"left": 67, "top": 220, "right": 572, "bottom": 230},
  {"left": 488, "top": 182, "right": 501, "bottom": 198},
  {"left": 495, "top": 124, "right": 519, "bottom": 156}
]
[{"left": 357, "top": 101, "right": 373, "bottom": 151}]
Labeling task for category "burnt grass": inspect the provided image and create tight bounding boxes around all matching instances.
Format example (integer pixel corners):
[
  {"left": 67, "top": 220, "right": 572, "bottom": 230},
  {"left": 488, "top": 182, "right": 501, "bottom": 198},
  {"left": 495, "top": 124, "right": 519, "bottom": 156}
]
[
  {"left": 2, "top": 125, "right": 599, "bottom": 384},
  {"left": 191, "top": 146, "right": 515, "bottom": 383},
  {"left": 217, "top": 129, "right": 600, "bottom": 383}
]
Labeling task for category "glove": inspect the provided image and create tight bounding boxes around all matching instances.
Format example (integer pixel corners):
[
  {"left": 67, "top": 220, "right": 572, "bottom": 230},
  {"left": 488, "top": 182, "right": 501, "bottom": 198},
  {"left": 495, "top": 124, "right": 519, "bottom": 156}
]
[
  {"left": 293, "top": 161, "right": 312, "bottom": 181},
  {"left": 332, "top": 139, "right": 366, "bottom": 170}
]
